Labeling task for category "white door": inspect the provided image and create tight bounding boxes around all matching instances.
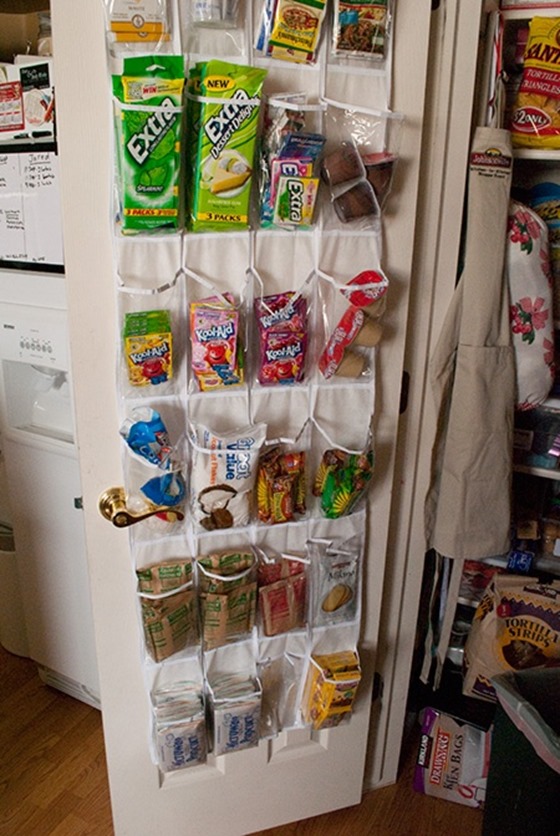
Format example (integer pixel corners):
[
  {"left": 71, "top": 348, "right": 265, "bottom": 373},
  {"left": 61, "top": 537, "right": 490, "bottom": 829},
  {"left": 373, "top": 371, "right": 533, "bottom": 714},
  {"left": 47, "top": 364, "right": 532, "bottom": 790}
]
[{"left": 50, "top": 1, "right": 432, "bottom": 833}]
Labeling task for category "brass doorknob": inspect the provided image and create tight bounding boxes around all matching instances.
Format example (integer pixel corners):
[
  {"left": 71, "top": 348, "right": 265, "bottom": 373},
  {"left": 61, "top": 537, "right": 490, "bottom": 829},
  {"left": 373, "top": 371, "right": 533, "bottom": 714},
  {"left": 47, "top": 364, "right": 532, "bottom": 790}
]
[{"left": 98, "top": 486, "right": 185, "bottom": 528}]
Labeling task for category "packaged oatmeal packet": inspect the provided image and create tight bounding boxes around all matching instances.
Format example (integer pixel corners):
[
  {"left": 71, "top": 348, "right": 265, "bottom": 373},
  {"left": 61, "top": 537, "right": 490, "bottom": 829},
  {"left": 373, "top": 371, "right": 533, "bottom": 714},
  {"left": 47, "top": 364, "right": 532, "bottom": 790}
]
[
  {"left": 112, "top": 55, "right": 184, "bottom": 233},
  {"left": 186, "top": 61, "right": 267, "bottom": 232},
  {"left": 153, "top": 683, "right": 207, "bottom": 772}
]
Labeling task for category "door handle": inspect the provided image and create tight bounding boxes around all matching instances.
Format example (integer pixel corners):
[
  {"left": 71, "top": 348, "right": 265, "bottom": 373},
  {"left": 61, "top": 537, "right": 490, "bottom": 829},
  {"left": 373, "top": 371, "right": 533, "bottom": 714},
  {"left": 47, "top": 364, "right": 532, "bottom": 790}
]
[{"left": 98, "top": 486, "right": 185, "bottom": 528}]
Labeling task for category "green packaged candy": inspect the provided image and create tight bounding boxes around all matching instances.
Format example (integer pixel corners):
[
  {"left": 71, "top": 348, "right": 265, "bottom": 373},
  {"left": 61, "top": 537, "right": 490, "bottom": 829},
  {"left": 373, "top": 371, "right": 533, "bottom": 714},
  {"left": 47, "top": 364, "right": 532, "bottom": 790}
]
[
  {"left": 112, "top": 55, "right": 185, "bottom": 234},
  {"left": 315, "top": 449, "right": 374, "bottom": 519},
  {"left": 186, "top": 60, "right": 267, "bottom": 232}
]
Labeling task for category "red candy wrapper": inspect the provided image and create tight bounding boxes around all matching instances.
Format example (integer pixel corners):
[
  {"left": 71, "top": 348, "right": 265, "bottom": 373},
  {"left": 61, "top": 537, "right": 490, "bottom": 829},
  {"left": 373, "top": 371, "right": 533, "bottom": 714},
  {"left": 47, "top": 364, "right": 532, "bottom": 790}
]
[
  {"left": 340, "top": 270, "right": 388, "bottom": 309},
  {"left": 254, "top": 292, "right": 308, "bottom": 385},
  {"left": 318, "top": 306, "right": 364, "bottom": 379}
]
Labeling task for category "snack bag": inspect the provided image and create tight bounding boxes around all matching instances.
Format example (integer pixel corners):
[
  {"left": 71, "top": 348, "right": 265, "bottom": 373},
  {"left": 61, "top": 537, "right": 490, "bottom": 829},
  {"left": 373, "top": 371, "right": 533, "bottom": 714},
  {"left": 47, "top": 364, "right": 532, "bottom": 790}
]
[
  {"left": 112, "top": 55, "right": 184, "bottom": 233},
  {"left": 186, "top": 61, "right": 267, "bottom": 232},
  {"left": 256, "top": 446, "right": 307, "bottom": 523},
  {"left": 313, "top": 447, "right": 374, "bottom": 518},
  {"left": 511, "top": 17, "right": 560, "bottom": 148},
  {"left": 254, "top": 292, "right": 308, "bottom": 385},
  {"left": 189, "top": 421, "right": 267, "bottom": 529},
  {"left": 308, "top": 535, "right": 361, "bottom": 626},
  {"left": 123, "top": 309, "right": 172, "bottom": 386},
  {"left": 190, "top": 294, "right": 244, "bottom": 390},
  {"left": 463, "top": 574, "right": 560, "bottom": 702},
  {"left": 120, "top": 407, "right": 172, "bottom": 466}
]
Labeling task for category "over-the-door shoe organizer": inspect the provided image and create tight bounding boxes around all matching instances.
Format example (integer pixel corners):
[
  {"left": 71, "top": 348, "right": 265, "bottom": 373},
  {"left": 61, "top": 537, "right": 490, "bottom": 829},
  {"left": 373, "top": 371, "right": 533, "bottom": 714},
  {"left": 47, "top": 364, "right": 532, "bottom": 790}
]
[{"left": 102, "top": 0, "right": 398, "bottom": 772}]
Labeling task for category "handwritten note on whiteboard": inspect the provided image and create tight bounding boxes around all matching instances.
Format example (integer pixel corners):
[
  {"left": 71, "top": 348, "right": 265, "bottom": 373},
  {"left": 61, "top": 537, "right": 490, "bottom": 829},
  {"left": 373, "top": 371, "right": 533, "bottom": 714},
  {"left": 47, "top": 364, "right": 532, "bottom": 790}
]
[{"left": 0, "top": 145, "right": 64, "bottom": 269}]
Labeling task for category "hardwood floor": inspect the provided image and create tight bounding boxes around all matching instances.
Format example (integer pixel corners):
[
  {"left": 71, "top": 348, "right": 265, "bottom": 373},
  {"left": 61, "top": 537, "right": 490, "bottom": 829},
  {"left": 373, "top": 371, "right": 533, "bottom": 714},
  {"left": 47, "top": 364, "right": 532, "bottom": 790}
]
[{"left": 0, "top": 644, "right": 483, "bottom": 835}]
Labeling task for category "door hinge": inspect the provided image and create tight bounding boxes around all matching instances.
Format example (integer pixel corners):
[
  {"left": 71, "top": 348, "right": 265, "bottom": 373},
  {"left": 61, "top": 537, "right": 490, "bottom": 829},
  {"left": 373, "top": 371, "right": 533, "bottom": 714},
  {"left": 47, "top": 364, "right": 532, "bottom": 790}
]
[
  {"left": 74, "top": 497, "right": 83, "bottom": 510},
  {"left": 399, "top": 370, "right": 410, "bottom": 415},
  {"left": 372, "top": 672, "right": 383, "bottom": 702}
]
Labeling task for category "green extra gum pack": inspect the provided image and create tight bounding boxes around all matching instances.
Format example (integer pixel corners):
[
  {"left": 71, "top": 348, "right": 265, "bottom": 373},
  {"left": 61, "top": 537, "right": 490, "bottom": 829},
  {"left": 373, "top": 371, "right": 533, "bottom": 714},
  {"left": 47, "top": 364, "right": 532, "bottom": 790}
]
[
  {"left": 187, "top": 61, "right": 267, "bottom": 232},
  {"left": 112, "top": 55, "right": 185, "bottom": 234}
]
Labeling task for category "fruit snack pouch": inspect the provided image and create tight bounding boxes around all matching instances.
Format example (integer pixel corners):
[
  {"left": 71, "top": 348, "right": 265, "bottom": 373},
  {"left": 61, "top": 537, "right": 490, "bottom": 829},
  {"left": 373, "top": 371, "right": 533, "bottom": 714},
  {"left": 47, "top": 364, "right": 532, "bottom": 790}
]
[
  {"left": 112, "top": 54, "right": 185, "bottom": 233},
  {"left": 186, "top": 60, "right": 267, "bottom": 232}
]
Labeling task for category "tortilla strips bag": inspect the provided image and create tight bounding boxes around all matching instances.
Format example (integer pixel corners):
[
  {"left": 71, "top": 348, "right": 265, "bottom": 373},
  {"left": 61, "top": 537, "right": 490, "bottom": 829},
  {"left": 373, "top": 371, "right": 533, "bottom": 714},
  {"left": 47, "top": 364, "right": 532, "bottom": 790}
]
[
  {"left": 463, "top": 574, "right": 560, "bottom": 702},
  {"left": 197, "top": 550, "right": 257, "bottom": 649},
  {"left": 511, "top": 17, "right": 560, "bottom": 149}
]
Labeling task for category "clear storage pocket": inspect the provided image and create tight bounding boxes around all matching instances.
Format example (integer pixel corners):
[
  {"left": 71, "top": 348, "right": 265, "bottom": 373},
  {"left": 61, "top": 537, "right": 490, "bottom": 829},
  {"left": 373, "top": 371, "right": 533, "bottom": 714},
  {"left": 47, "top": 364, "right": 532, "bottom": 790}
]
[
  {"left": 256, "top": 547, "right": 309, "bottom": 637},
  {"left": 257, "top": 96, "right": 325, "bottom": 230},
  {"left": 103, "top": 0, "right": 175, "bottom": 58},
  {"left": 148, "top": 657, "right": 208, "bottom": 772},
  {"left": 196, "top": 548, "right": 258, "bottom": 649},
  {"left": 117, "top": 274, "right": 185, "bottom": 400},
  {"left": 188, "top": 419, "right": 266, "bottom": 531},
  {"left": 186, "top": 267, "right": 248, "bottom": 396},
  {"left": 330, "top": 0, "right": 394, "bottom": 66},
  {"left": 250, "top": 267, "right": 315, "bottom": 389},
  {"left": 135, "top": 542, "right": 198, "bottom": 663},
  {"left": 316, "top": 268, "right": 383, "bottom": 382},
  {"left": 180, "top": 0, "right": 247, "bottom": 58},
  {"left": 311, "top": 420, "right": 374, "bottom": 520},
  {"left": 205, "top": 643, "right": 262, "bottom": 755},
  {"left": 254, "top": 421, "right": 311, "bottom": 526},
  {"left": 320, "top": 98, "right": 403, "bottom": 230},
  {"left": 121, "top": 403, "right": 187, "bottom": 537}
]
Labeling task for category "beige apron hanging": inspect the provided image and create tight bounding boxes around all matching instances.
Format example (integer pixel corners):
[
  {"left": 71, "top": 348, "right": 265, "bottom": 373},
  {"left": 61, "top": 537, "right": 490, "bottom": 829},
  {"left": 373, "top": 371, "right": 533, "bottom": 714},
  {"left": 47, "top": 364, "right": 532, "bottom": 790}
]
[{"left": 425, "top": 127, "right": 515, "bottom": 560}]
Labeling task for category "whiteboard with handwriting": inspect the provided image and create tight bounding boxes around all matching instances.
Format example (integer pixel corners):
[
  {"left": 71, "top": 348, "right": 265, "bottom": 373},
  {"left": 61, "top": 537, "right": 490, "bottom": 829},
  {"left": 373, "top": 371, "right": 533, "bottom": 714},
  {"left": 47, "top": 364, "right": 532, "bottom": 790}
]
[{"left": 0, "top": 148, "right": 64, "bottom": 269}]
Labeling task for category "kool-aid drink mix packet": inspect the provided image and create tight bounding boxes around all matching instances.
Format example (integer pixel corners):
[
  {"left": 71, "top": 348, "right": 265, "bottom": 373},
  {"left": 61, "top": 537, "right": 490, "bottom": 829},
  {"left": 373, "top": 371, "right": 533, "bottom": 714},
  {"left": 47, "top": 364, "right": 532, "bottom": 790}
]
[
  {"left": 112, "top": 55, "right": 184, "bottom": 233},
  {"left": 186, "top": 61, "right": 267, "bottom": 232}
]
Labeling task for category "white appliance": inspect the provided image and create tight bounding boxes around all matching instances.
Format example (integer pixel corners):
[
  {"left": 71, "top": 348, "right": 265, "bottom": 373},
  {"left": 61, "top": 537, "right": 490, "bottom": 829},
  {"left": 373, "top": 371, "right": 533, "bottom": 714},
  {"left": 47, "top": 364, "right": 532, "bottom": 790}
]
[{"left": 0, "top": 270, "right": 99, "bottom": 708}]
